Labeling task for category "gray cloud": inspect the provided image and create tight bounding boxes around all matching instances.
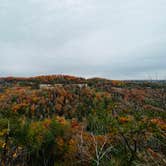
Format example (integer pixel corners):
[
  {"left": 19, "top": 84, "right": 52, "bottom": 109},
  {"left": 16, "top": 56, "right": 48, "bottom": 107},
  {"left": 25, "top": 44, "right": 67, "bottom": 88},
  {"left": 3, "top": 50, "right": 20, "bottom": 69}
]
[{"left": 0, "top": 0, "right": 166, "bottom": 79}]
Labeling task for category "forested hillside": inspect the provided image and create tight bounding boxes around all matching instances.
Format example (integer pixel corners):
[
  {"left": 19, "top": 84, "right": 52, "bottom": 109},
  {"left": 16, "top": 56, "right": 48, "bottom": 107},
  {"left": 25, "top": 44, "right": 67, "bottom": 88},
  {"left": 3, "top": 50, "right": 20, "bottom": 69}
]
[{"left": 0, "top": 75, "right": 165, "bottom": 166}]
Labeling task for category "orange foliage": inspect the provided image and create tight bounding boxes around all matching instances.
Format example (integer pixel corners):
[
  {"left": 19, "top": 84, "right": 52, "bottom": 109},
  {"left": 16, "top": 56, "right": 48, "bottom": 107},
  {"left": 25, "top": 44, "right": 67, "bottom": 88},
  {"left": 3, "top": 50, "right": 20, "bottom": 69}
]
[
  {"left": 119, "top": 115, "right": 133, "bottom": 123},
  {"left": 151, "top": 118, "right": 166, "bottom": 130},
  {"left": 68, "top": 138, "right": 77, "bottom": 154},
  {"left": 55, "top": 116, "right": 68, "bottom": 126},
  {"left": 56, "top": 137, "right": 65, "bottom": 150}
]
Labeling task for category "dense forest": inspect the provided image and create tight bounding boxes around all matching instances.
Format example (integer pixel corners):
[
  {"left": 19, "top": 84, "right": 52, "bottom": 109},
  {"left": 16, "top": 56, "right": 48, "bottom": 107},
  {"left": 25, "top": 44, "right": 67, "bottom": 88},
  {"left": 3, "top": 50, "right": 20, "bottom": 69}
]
[{"left": 0, "top": 75, "right": 165, "bottom": 166}]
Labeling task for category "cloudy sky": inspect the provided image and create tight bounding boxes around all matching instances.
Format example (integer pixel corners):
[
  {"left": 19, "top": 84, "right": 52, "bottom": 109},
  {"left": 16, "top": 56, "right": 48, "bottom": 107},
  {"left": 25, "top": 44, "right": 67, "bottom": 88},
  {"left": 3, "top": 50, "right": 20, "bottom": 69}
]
[{"left": 0, "top": 0, "right": 166, "bottom": 79}]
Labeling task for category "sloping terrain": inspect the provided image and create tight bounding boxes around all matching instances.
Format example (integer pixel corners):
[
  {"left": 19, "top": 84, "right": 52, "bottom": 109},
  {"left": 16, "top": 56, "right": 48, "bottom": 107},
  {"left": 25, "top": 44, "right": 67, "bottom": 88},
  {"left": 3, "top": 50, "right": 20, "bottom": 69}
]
[{"left": 0, "top": 75, "right": 165, "bottom": 166}]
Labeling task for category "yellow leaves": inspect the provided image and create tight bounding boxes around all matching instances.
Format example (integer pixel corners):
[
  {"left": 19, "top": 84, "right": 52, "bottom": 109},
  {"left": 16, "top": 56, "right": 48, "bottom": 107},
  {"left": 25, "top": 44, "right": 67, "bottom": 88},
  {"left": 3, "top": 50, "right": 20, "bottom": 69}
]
[
  {"left": 43, "top": 119, "right": 51, "bottom": 128},
  {"left": 31, "top": 96, "right": 39, "bottom": 103},
  {"left": 56, "top": 136, "right": 77, "bottom": 155},
  {"left": 18, "top": 146, "right": 22, "bottom": 150},
  {"left": 30, "top": 121, "right": 39, "bottom": 130},
  {"left": 2, "top": 143, "right": 6, "bottom": 148},
  {"left": 68, "top": 138, "right": 77, "bottom": 153},
  {"left": 12, "top": 104, "right": 20, "bottom": 112},
  {"left": 56, "top": 116, "right": 68, "bottom": 126},
  {"left": 69, "top": 138, "right": 75, "bottom": 146},
  {"left": 0, "top": 129, "right": 8, "bottom": 136},
  {"left": 0, "top": 140, "right": 5, "bottom": 149},
  {"left": 11, "top": 147, "right": 23, "bottom": 159},
  {"left": 29, "top": 122, "right": 45, "bottom": 144},
  {"left": 12, "top": 152, "right": 17, "bottom": 158},
  {"left": 56, "top": 137, "right": 64, "bottom": 150}
]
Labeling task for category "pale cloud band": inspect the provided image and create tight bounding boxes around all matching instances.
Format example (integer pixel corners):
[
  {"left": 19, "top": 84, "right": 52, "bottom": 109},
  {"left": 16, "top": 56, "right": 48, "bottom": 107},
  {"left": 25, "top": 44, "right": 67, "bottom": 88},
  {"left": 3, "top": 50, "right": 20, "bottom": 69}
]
[{"left": 0, "top": 0, "right": 166, "bottom": 79}]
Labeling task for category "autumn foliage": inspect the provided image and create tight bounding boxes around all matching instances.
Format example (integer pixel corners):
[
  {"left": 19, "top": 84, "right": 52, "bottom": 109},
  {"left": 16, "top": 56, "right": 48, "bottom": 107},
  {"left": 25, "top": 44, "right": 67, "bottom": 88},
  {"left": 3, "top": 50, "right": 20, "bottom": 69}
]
[{"left": 0, "top": 75, "right": 165, "bottom": 165}]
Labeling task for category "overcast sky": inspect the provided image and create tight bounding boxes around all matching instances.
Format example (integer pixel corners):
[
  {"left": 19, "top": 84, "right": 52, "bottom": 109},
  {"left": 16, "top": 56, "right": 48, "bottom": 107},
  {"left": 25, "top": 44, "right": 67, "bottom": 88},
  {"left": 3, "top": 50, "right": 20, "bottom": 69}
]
[{"left": 0, "top": 0, "right": 166, "bottom": 80}]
